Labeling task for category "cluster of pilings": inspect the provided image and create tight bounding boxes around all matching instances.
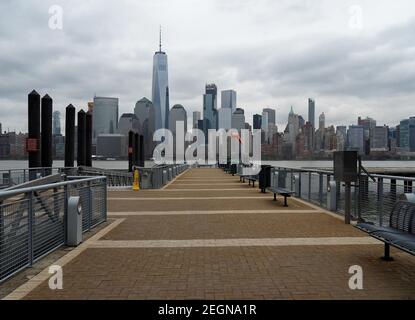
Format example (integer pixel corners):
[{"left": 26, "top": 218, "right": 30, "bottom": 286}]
[
  {"left": 27, "top": 90, "right": 92, "bottom": 178},
  {"left": 128, "top": 131, "right": 145, "bottom": 172},
  {"left": 65, "top": 104, "right": 93, "bottom": 167},
  {"left": 27, "top": 91, "right": 48, "bottom": 179}
]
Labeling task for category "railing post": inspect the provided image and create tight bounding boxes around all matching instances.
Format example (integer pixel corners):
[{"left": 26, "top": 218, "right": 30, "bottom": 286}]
[
  {"left": 308, "top": 172, "right": 312, "bottom": 200},
  {"left": 357, "top": 176, "right": 361, "bottom": 219},
  {"left": 0, "top": 200, "right": 4, "bottom": 277},
  {"left": 28, "top": 191, "right": 34, "bottom": 267},
  {"left": 390, "top": 179, "right": 397, "bottom": 202},
  {"left": 354, "top": 182, "right": 359, "bottom": 220},
  {"left": 103, "top": 177, "right": 107, "bottom": 222},
  {"left": 290, "top": 169, "right": 294, "bottom": 191},
  {"left": 87, "top": 181, "right": 92, "bottom": 230},
  {"left": 8, "top": 170, "right": 11, "bottom": 187},
  {"left": 53, "top": 187, "right": 59, "bottom": 222},
  {"left": 319, "top": 173, "right": 323, "bottom": 206},
  {"left": 64, "top": 183, "right": 68, "bottom": 243},
  {"left": 345, "top": 182, "right": 352, "bottom": 225},
  {"left": 336, "top": 180, "right": 341, "bottom": 210},
  {"left": 377, "top": 177, "right": 384, "bottom": 226}
]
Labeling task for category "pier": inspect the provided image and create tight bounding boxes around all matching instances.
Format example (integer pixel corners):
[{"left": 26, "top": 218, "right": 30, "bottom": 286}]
[{"left": 2, "top": 167, "right": 415, "bottom": 300}]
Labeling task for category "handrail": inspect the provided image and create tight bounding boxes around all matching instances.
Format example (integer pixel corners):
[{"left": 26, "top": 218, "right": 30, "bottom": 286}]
[
  {"left": 0, "top": 166, "right": 76, "bottom": 172},
  {"left": 273, "top": 166, "right": 415, "bottom": 182},
  {"left": 0, "top": 176, "right": 106, "bottom": 200}
]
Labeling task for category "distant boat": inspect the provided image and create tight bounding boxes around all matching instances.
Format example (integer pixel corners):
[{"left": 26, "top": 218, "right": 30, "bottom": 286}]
[{"left": 106, "top": 158, "right": 116, "bottom": 161}]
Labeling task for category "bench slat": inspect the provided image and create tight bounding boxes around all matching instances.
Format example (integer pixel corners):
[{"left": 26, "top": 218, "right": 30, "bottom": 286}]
[{"left": 355, "top": 200, "right": 415, "bottom": 258}]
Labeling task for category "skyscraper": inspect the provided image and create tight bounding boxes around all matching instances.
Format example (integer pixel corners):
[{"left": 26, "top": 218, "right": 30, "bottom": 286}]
[
  {"left": 135, "top": 97, "right": 153, "bottom": 129},
  {"left": 371, "top": 126, "right": 389, "bottom": 152},
  {"left": 399, "top": 117, "right": 415, "bottom": 152},
  {"left": 118, "top": 113, "right": 139, "bottom": 136},
  {"left": 134, "top": 97, "right": 155, "bottom": 160},
  {"left": 263, "top": 108, "right": 276, "bottom": 126},
  {"left": 192, "top": 111, "right": 201, "bottom": 129},
  {"left": 221, "top": 90, "right": 237, "bottom": 113},
  {"left": 151, "top": 29, "right": 169, "bottom": 131},
  {"left": 231, "top": 108, "right": 245, "bottom": 131},
  {"left": 319, "top": 112, "right": 325, "bottom": 130},
  {"left": 169, "top": 105, "right": 187, "bottom": 162},
  {"left": 308, "top": 98, "right": 315, "bottom": 128},
  {"left": 287, "top": 107, "right": 300, "bottom": 146},
  {"left": 218, "top": 108, "right": 232, "bottom": 130},
  {"left": 261, "top": 111, "right": 269, "bottom": 144},
  {"left": 52, "top": 111, "right": 61, "bottom": 136},
  {"left": 347, "top": 125, "right": 365, "bottom": 155},
  {"left": 253, "top": 114, "right": 262, "bottom": 130},
  {"left": 92, "top": 96, "right": 119, "bottom": 144},
  {"left": 358, "top": 116, "right": 376, "bottom": 155},
  {"left": 169, "top": 105, "right": 187, "bottom": 134},
  {"left": 203, "top": 84, "right": 218, "bottom": 135},
  {"left": 303, "top": 122, "right": 314, "bottom": 153},
  {"left": 336, "top": 126, "right": 347, "bottom": 151}
]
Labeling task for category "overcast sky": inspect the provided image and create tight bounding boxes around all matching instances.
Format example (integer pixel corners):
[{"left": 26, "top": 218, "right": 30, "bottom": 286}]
[{"left": 1, "top": 0, "right": 415, "bottom": 132}]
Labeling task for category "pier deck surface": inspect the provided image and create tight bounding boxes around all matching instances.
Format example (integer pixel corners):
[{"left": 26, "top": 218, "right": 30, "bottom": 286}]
[{"left": 4, "top": 168, "right": 415, "bottom": 300}]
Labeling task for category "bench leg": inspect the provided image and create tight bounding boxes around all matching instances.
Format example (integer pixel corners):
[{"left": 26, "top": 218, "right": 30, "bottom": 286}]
[
  {"left": 381, "top": 243, "right": 394, "bottom": 261},
  {"left": 252, "top": 181, "right": 255, "bottom": 188},
  {"left": 273, "top": 193, "right": 277, "bottom": 201},
  {"left": 284, "top": 196, "right": 288, "bottom": 207}
]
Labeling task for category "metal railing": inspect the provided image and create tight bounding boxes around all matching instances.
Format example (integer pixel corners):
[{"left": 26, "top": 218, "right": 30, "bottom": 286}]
[
  {"left": 0, "top": 175, "right": 107, "bottom": 283},
  {"left": 0, "top": 164, "right": 189, "bottom": 190},
  {"left": 78, "top": 167, "right": 133, "bottom": 187},
  {"left": 271, "top": 167, "right": 415, "bottom": 227},
  {"left": 137, "top": 164, "right": 188, "bottom": 189},
  {"left": 78, "top": 164, "right": 188, "bottom": 189},
  {"left": 0, "top": 167, "right": 78, "bottom": 189}
]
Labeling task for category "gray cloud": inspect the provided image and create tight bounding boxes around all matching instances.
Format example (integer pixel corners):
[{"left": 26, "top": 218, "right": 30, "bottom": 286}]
[{"left": 0, "top": 0, "right": 415, "bottom": 133}]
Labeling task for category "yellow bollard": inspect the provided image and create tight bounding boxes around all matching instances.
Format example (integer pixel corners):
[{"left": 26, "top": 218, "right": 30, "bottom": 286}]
[{"left": 133, "top": 168, "right": 140, "bottom": 191}]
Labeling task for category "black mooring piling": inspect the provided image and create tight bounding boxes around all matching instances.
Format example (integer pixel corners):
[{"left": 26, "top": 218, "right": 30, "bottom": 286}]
[
  {"left": 139, "top": 134, "right": 145, "bottom": 167},
  {"left": 77, "top": 110, "right": 86, "bottom": 167},
  {"left": 134, "top": 133, "right": 139, "bottom": 167},
  {"left": 28, "top": 90, "right": 41, "bottom": 180},
  {"left": 128, "top": 131, "right": 134, "bottom": 172},
  {"left": 85, "top": 111, "right": 92, "bottom": 167},
  {"left": 64, "top": 104, "right": 75, "bottom": 167},
  {"left": 41, "top": 94, "right": 53, "bottom": 174}
]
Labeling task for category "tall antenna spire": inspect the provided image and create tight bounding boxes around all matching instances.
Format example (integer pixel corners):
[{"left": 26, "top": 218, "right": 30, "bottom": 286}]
[{"left": 159, "top": 25, "right": 162, "bottom": 52}]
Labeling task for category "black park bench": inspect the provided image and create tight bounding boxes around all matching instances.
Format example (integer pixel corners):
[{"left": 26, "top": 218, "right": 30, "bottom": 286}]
[
  {"left": 239, "top": 175, "right": 258, "bottom": 187},
  {"left": 267, "top": 187, "right": 295, "bottom": 207},
  {"left": 355, "top": 200, "right": 415, "bottom": 261}
]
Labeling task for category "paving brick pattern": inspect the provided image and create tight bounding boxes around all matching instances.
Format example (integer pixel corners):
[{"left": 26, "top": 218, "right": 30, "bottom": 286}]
[
  {"left": 7, "top": 168, "right": 415, "bottom": 300},
  {"left": 102, "top": 213, "right": 364, "bottom": 240},
  {"left": 26, "top": 246, "right": 415, "bottom": 300},
  {"left": 108, "top": 197, "right": 309, "bottom": 212}
]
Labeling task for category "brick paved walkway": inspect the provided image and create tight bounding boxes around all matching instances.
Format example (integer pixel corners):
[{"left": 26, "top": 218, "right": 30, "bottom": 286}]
[{"left": 4, "top": 168, "right": 415, "bottom": 300}]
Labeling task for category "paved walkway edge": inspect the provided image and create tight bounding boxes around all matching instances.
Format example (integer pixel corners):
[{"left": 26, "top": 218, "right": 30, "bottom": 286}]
[
  {"left": 108, "top": 196, "right": 282, "bottom": 201},
  {"left": 90, "top": 237, "right": 381, "bottom": 248},
  {"left": 161, "top": 168, "right": 191, "bottom": 190},
  {"left": 107, "top": 209, "right": 321, "bottom": 216}
]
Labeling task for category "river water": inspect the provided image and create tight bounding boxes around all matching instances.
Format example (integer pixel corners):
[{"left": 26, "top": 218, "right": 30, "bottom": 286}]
[{"left": 1, "top": 160, "right": 415, "bottom": 170}]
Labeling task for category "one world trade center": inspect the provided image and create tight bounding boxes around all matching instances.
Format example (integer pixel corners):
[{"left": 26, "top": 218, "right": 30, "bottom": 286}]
[{"left": 151, "top": 29, "right": 170, "bottom": 131}]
